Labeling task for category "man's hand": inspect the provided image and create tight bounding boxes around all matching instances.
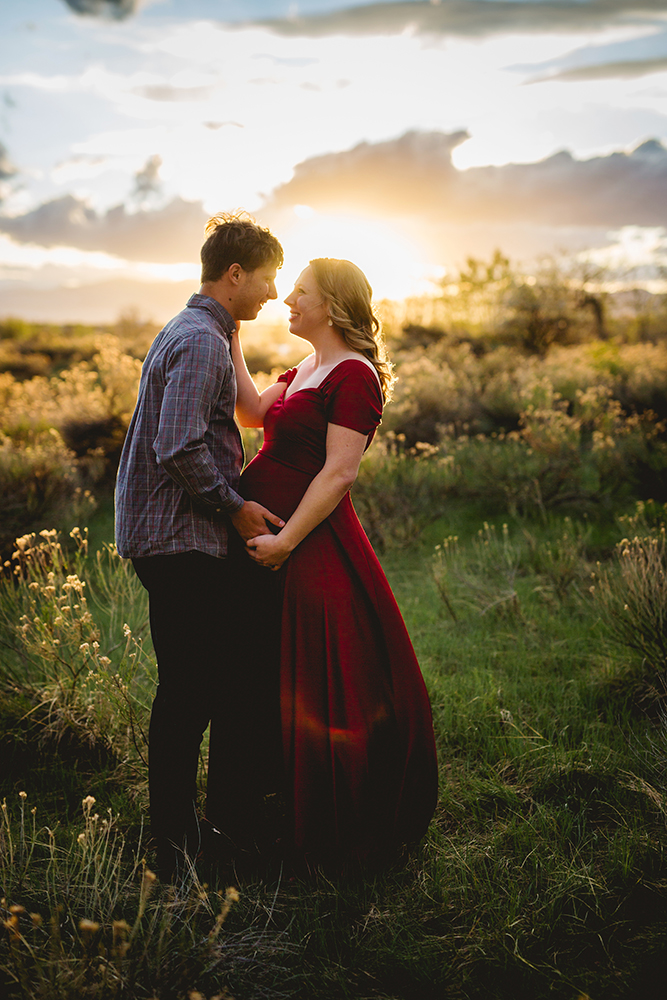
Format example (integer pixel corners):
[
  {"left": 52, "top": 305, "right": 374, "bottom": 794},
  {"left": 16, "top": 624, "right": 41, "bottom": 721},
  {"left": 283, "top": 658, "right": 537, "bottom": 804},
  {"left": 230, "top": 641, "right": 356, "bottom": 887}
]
[{"left": 230, "top": 501, "right": 284, "bottom": 542}]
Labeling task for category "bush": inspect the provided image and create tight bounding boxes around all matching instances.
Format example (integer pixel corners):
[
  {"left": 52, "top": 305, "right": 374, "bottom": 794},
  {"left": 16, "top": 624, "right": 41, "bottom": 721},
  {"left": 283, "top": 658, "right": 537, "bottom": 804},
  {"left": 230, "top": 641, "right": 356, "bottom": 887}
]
[
  {"left": 431, "top": 379, "right": 667, "bottom": 518},
  {"left": 0, "top": 432, "right": 93, "bottom": 559},
  {"left": 0, "top": 338, "right": 142, "bottom": 487},
  {"left": 381, "top": 348, "right": 481, "bottom": 446},
  {"left": 591, "top": 502, "right": 667, "bottom": 687},
  {"left": 0, "top": 529, "right": 151, "bottom": 765},
  {"left": 353, "top": 436, "right": 453, "bottom": 551}
]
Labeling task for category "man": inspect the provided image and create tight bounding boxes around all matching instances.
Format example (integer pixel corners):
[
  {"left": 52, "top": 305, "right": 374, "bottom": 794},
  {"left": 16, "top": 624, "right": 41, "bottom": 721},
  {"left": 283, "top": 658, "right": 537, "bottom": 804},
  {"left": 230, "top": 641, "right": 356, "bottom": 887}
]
[{"left": 115, "top": 212, "right": 285, "bottom": 878}]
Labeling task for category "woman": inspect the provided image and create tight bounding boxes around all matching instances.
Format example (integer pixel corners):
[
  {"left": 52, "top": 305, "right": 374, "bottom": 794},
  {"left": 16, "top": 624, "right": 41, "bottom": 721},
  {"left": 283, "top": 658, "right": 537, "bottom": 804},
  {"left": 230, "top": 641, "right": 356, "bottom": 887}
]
[{"left": 226, "top": 258, "right": 437, "bottom": 868}]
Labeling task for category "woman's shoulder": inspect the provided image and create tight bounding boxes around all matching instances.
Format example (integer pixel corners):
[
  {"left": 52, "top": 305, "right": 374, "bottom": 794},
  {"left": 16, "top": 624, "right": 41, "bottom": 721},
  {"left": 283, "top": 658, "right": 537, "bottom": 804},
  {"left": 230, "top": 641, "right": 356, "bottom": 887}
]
[{"left": 322, "top": 356, "right": 382, "bottom": 394}]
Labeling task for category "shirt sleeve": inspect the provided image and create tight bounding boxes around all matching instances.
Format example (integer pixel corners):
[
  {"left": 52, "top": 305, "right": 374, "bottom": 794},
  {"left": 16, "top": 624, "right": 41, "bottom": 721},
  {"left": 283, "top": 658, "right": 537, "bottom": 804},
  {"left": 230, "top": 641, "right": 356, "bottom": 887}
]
[
  {"left": 153, "top": 332, "right": 244, "bottom": 514},
  {"left": 323, "top": 361, "right": 383, "bottom": 436}
]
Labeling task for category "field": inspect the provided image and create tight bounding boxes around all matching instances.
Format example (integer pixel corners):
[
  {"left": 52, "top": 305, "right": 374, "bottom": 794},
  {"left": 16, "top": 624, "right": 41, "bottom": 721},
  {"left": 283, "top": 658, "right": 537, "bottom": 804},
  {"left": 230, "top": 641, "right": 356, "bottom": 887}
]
[{"left": 1, "top": 256, "right": 667, "bottom": 998}]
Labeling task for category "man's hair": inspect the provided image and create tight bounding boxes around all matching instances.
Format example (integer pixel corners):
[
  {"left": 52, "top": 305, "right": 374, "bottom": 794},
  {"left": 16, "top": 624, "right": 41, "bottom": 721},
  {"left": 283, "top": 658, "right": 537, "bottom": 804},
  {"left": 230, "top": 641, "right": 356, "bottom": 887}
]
[{"left": 200, "top": 212, "right": 284, "bottom": 283}]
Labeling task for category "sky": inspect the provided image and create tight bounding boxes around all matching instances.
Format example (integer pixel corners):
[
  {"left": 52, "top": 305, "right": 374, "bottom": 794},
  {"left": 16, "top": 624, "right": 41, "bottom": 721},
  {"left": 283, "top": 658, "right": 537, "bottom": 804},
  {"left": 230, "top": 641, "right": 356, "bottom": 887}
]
[{"left": 1, "top": 0, "right": 667, "bottom": 324}]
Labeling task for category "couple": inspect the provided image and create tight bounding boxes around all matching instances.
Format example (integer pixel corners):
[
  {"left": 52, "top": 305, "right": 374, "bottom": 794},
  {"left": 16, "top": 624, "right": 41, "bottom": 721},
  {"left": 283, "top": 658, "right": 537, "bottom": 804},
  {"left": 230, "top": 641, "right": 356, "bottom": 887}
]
[{"left": 115, "top": 213, "right": 438, "bottom": 878}]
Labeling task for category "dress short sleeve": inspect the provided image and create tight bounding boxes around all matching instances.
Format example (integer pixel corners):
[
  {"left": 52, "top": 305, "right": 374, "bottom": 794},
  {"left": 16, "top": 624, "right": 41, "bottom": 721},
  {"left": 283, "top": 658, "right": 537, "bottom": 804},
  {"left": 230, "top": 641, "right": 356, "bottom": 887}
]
[
  {"left": 322, "top": 360, "right": 383, "bottom": 437},
  {"left": 277, "top": 367, "right": 298, "bottom": 385}
]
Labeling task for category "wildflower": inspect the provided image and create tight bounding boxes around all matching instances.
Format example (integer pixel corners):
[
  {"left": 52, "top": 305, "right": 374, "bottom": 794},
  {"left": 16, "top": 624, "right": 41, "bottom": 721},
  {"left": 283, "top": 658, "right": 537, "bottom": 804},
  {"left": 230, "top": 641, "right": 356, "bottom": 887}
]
[
  {"left": 82, "top": 795, "right": 96, "bottom": 811},
  {"left": 4, "top": 914, "right": 20, "bottom": 940},
  {"left": 18, "top": 791, "right": 27, "bottom": 800},
  {"left": 98, "top": 656, "right": 111, "bottom": 667},
  {"left": 79, "top": 918, "right": 100, "bottom": 937},
  {"left": 142, "top": 868, "right": 157, "bottom": 886},
  {"left": 30, "top": 913, "right": 42, "bottom": 927},
  {"left": 112, "top": 919, "right": 130, "bottom": 958},
  {"left": 138, "top": 867, "right": 157, "bottom": 920}
]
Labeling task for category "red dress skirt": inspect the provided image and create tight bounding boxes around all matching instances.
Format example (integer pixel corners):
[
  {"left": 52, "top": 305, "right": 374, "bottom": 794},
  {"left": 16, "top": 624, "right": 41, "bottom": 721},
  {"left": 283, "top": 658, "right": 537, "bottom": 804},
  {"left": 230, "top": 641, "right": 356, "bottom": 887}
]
[{"left": 238, "top": 360, "right": 438, "bottom": 865}]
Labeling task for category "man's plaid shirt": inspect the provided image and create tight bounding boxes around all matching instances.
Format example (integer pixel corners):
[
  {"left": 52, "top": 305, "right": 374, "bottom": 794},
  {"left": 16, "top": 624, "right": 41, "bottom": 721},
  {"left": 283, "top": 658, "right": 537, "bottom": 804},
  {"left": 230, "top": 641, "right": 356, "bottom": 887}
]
[{"left": 114, "top": 293, "right": 245, "bottom": 559}]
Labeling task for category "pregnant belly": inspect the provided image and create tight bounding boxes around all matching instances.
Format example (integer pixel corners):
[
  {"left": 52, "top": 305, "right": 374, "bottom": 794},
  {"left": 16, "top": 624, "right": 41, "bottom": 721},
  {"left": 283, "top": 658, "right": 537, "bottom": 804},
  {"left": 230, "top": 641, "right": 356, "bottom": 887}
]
[{"left": 239, "top": 452, "right": 313, "bottom": 522}]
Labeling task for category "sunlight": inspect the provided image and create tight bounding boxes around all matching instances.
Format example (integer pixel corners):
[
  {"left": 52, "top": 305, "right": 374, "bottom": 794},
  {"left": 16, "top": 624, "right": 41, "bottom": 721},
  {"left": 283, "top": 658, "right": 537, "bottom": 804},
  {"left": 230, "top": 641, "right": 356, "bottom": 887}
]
[{"left": 276, "top": 210, "right": 436, "bottom": 302}]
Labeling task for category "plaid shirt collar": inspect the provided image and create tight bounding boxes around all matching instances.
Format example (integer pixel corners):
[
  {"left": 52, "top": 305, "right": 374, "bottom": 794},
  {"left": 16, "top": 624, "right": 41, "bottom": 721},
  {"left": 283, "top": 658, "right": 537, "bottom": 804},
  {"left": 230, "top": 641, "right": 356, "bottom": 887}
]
[{"left": 185, "top": 292, "right": 236, "bottom": 340}]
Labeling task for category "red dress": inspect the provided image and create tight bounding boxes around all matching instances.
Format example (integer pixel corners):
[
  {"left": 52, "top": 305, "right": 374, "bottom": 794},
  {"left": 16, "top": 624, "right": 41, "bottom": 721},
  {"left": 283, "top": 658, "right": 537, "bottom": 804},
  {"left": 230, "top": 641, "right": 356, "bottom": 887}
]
[{"left": 239, "top": 360, "right": 438, "bottom": 865}]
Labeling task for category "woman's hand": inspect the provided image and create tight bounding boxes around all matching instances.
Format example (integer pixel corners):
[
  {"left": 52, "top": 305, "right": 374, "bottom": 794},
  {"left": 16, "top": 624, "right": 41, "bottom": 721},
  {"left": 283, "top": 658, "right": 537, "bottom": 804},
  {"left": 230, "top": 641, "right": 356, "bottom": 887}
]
[{"left": 245, "top": 532, "right": 292, "bottom": 571}]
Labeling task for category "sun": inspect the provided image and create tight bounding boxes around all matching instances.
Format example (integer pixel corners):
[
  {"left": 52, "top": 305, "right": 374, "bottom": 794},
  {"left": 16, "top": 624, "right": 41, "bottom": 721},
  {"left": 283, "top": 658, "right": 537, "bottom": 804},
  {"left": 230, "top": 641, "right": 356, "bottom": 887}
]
[{"left": 274, "top": 209, "right": 436, "bottom": 304}]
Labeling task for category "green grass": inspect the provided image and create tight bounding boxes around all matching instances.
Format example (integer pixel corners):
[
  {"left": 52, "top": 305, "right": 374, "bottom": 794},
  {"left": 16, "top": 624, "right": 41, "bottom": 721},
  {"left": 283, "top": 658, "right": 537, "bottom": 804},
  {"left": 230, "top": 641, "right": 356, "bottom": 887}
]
[{"left": 1, "top": 501, "right": 666, "bottom": 999}]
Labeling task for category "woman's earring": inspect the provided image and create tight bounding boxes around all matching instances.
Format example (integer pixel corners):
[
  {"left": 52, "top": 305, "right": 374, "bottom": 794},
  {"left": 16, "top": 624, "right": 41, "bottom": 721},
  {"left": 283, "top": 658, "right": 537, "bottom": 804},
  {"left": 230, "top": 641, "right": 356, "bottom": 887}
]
[{"left": 327, "top": 317, "right": 333, "bottom": 327}]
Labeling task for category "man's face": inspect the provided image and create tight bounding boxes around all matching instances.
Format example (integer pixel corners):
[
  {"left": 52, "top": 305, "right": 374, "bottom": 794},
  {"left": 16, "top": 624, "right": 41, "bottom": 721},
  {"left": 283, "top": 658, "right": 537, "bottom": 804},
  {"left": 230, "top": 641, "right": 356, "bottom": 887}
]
[{"left": 233, "top": 264, "right": 278, "bottom": 321}]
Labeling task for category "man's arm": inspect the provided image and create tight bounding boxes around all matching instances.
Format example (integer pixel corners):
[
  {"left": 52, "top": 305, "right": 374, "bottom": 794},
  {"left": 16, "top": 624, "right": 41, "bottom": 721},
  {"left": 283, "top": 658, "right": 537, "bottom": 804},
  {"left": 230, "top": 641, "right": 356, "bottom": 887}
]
[{"left": 154, "top": 331, "right": 283, "bottom": 534}]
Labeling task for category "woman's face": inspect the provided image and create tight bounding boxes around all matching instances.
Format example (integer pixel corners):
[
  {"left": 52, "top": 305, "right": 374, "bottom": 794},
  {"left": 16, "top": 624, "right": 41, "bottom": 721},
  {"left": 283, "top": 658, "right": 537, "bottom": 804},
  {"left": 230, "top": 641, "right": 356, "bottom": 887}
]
[{"left": 284, "top": 266, "right": 329, "bottom": 340}]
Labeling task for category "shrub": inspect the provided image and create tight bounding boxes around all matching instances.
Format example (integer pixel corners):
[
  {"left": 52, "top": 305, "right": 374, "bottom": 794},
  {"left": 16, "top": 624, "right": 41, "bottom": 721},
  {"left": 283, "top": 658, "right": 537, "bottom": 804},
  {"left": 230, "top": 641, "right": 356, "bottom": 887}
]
[
  {"left": 0, "top": 529, "right": 151, "bottom": 769},
  {"left": 0, "top": 338, "right": 142, "bottom": 488},
  {"left": 0, "top": 432, "right": 92, "bottom": 559},
  {"left": 353, "top": 436, "right": 453, "bottom": 551},
  {"left": 381, "top": 348, "right": 481, "bottom": 446},
  {"left": 51, "top": 338, "right": 141, "bottom": 483},
  {"left": 591, "top": 503, "right": 667, "bottom": 686},
  {"left": 434, "top": 379, "right": 667, "bottom": 518}
]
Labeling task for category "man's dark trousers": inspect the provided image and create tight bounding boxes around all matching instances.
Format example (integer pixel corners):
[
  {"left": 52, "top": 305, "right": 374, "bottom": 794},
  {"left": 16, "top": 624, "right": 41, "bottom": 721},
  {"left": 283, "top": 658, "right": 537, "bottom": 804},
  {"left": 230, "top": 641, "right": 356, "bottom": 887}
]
[{"left": 133, "top": 549, "right": 264, "bottom": 876}]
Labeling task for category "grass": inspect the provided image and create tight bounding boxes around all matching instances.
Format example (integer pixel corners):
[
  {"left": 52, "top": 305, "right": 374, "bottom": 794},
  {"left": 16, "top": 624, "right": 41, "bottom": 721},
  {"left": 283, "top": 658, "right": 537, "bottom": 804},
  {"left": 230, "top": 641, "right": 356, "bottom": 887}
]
[{"left": 1, "top": 499, "right": 667, "bottom": 999}]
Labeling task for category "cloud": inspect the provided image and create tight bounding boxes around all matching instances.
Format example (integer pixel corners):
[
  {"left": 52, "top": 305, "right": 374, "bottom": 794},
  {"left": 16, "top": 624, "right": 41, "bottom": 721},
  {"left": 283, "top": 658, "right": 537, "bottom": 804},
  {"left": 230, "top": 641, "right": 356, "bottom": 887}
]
[
  {"left": 0, "top": 142, "right": 17, "bottom": 183},
  {"left": 60, "top": 0, "right": 140, "bottom": 18},
  {"left": 0, "top": 142, "right": 18, "bottom": 204},
  {"left": 265, "top": 131, "right": 667, "bottom": 229},
  {"left": 3, "top": 133, "right": 666, "bottom": 274},
  {"left": 131, "top": 84, "right": 216, "bottom": 103},
  {"left": 0, "top": 195, "right": 209, "bottom": 263},
  {"left": 251, "top": 0, "right": 667, "bottom": 39},
  {"left": 132, "top": 154, "right": 162, "bottom": 203},
  {"left": 534, "top": 57, "right": 667, "bottom": 82},
  {"left": 267, "top": 130, "right": 469, "bottom": 216}
]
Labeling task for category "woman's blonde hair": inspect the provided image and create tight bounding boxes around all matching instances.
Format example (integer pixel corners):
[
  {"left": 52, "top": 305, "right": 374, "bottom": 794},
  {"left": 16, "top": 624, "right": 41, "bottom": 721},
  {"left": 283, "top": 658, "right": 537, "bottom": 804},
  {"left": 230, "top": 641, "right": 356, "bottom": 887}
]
[{"left": 309, "top": 258, "right": 395, "bottom": 402}]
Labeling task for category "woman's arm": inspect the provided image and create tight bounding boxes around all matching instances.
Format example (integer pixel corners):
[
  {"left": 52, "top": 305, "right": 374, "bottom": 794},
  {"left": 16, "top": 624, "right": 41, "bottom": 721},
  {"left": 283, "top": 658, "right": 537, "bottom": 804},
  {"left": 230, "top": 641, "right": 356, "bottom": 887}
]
[
  {"left": 231, "top": 325, "right": 286, "bottom": 427},
  {"left": 245, "top": 421, "right": 368, "bottom": 569}
]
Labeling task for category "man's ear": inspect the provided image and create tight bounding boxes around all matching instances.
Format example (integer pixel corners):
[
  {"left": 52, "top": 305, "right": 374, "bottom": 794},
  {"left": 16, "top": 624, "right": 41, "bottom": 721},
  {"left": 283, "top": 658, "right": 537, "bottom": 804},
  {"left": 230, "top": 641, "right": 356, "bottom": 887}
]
[{"left": 227, "top": 262, "right": 244, "bottom": 284}]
